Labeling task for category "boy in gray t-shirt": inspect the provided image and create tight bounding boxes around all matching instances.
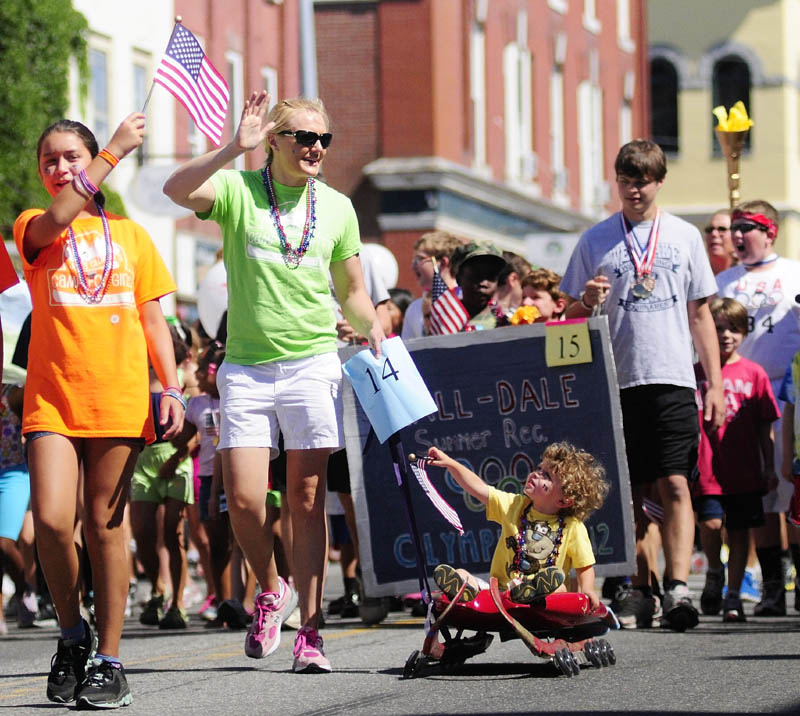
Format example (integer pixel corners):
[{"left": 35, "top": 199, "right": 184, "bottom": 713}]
[{"left": 560, "top": 139, "right": 724, "bottom": 631}]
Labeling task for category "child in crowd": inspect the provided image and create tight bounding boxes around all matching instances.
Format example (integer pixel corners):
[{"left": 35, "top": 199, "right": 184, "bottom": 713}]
[
  {"left": 521, "top": 267, "right": 574, "bottom": 321},
  {"left": 386, "top": 287, "right": 412, "bottom": 337},
  {"left": 429, "top": 442, "right": 608, "bottom": 608},
  {"left": 169, "top": 341, "right": 237, "bottom": 625},
  {"left": 129, "top": 324, "right": 195, "bottom": 629},
  {"left": 450, "top": 241, "right": 508, "bottom": 330},
  {"left": 715, "top": 200, "right": 800, "bottom": 616},
  {"left": 694, "top": 298, "right": 780, "bottom": 622},
  {"left": 402, "top": 231, "right": 463, "bottom": 340}
]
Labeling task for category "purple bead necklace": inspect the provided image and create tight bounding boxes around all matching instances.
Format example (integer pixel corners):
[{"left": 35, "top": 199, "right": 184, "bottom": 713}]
[
  {"left": 67, "top": 201, "right": 114, "bottom": 304},
  {"left": 261, "top": 164, "right": 317, "bottom": 268}
]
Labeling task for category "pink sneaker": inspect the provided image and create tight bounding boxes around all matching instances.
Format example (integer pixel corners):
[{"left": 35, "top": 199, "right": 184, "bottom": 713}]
[
  {"left": 245, "top": 579, "right": 295, "bottom": 659},
  {"left": 292, "top": 626, "right": 331, "bottom": 673}
]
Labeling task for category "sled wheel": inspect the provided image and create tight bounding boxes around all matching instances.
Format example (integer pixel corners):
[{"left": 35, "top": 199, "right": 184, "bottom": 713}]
[
  {"left": 568, "top": 650, "right": 581, "bottom": 676},
  {"left": 553, "top": 648, "right": 574, "bottom": 678},
  {"left": 599, "top": 639, "right": 616, "bottom": 666},
  {"left": 403, "top": 650, "right": 420, "bottom": 680},
  {"left": 584, "top": 641, "right": 602, "bottom": 668}
]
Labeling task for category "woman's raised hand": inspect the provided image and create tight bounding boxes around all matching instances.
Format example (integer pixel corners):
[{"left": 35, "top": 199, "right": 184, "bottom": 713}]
[
  {"left": 106, "top": 113, "right": 146, "bottom": 160},
  {"left": 235, "top": 90, "right": 275, "bottom": 152}
]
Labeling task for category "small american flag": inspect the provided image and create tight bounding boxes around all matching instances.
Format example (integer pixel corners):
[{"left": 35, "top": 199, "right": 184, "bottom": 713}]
[
  {"left": 429, "top": 265, "right": 469, "bottom": 335},
  {"left": 154, "top": 23, "right": 230, "bottom": 145},
  {"left": 409, "top": 459, "right": 464, "bottom": 534}
]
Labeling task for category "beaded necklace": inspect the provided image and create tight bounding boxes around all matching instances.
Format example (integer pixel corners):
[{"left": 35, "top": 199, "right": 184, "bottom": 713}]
[
  {"left": 67, "top": 201, "right": 114, "bottom": 305},
  {"left": 514, "top": 504, "right": 565, "bottom": 573},
  {"left": 261, "top": 164, "right": 317, "bottom": 269}
]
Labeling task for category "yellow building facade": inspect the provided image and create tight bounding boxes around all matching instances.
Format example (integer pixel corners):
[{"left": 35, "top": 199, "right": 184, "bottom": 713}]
[{"left": 649, "top": 0, "right": 800, "bottom": 258}]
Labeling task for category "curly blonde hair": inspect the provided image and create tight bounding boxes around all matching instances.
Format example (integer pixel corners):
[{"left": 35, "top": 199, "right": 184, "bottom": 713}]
[{"left": 542, "top": 442, "right": 609, "bottom": 521}]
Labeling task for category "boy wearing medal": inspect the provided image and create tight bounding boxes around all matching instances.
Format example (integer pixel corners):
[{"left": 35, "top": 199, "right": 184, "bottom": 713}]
[
  {"left": 715, "top": 201, "right": 800, "bottom": 616},
  {"left": 428, "top": 442, "right": 608, "bottom": 609},
  {"left": 561, "top": 139, "right": 724, "bottom": 631}
]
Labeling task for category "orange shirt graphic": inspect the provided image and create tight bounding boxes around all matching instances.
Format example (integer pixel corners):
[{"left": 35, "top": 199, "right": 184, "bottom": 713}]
[{"left": 14, "top": 209, "right": 176, "bottom": 441}]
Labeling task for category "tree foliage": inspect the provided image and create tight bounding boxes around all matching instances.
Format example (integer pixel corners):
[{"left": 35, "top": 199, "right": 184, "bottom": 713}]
[{"left": 0, "top": 0, "right": 90, "bottom": 233}]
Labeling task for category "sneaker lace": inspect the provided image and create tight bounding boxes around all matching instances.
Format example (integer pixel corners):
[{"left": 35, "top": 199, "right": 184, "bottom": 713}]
[
  {"left": 50, "top": 644, "right": 72, "bottom": 678},
  {"left": 253, "top": 593, "right": 278, "bottom": 633},
  {"left": 84, "top": 661, "right": 115, "bottom": 688},
  {"left": 295, "top": 626, "right": 322, "bottom": 655}
]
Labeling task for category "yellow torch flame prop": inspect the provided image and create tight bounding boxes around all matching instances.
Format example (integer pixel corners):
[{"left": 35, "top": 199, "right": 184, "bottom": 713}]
[{"left": 713, "top": 101, "right": 754, "bottom": 209}]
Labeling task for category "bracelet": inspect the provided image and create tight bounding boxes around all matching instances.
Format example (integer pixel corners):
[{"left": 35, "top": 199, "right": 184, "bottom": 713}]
[
  {"left": 71, "top": 176, "right": 92, "bottom": 200},
  {"left": 98, "top": 148, "right": 120, "bottom": 168},
  {"left": 162, "top": 389, "right": 187, "bottom": 411},
  {"left": 163, "top": 385, "right": 182, "bottom": 394},
  {"left": 580, "top": 294, "right": 592, "bottom": 311},
  {"left": 75, "top": 169, "right": 100, "bottom": 196}
]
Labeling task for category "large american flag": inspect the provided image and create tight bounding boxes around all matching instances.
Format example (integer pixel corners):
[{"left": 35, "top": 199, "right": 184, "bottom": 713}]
[
  {"left": 429, "top": 265, "right": 469, "bottom": 335},
  {"left": 154, "top": 23, "right": 230, "bottom": 145}
]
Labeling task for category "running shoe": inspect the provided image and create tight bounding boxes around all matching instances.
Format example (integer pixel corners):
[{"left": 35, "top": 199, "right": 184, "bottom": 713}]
[
  {"left": 245, "top": 578, "right": 297, "bottom": 658},
  {"left": 139, "top": 594, "right": 164, "bottom": 626},
  {"left": 158, "top": 606, "right": 188, "bottom": 630},
  {"left": 722, "top": 593, "right": 746, "bottom": 623},
  {"left": 616, "top": 588, "right": 660, "bottom": 629},
  {"left": 661, "top": 583, "right": 699, "bottom": 632},
  {"left": 700, "top": 567, "right": 724, "bottom": 616},
  {"left": 75, "top": 658, "right": 132, "bottom": 709},
  {"left": 433, "top": 564, "right": 478, "bottom": 603},
  {"left": 754, "top": 580, "right": 786, "bottom": 616},
  {"left": 46, "top": 621, "right": 98, "bottom": 703},
  {"left": 198, "top": 594, "right": 217, "bottom": 621},
  {"left": 292, "top": 625, "right": 331, "bottom": 673},
  {"left": 739, "top": 569, "right": 761, "bottom": 603},
  {"left": 17, "top": 587, "right": 39, "bottom": 628},
  {"left": 217, "top": 599, "right": 252, "bottom": 630}
]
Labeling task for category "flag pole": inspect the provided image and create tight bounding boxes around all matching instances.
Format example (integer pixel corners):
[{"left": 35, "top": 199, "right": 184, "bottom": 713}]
[{"left": 142, "top": 16, "right": 183, "bottom": 113}]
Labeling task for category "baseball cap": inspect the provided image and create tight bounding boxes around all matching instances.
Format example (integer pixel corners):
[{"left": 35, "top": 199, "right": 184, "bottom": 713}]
[{"left": 451, "top": 240, "right": 507, "bottom": 277}]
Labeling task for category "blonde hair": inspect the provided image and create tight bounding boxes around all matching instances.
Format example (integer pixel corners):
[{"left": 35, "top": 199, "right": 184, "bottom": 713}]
[
  {"left": 413, "top": 231, "right": 465, "bottom": 261},
  {"left": 542, "top": 442, "right": 608, "bottom": 521},
  {"left": 265, "top": 97, "right": 331, "bottom": 165}
]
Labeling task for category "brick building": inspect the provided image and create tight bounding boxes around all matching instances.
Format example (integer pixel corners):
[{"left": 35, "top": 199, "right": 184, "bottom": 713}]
[{"left": 315, "top": 0, "right": 649, "bottom": 292}]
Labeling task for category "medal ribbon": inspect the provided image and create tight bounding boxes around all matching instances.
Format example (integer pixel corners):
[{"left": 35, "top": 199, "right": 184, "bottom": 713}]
[{"left": 620, "top": 210, "right": 660, "bottom": 278}]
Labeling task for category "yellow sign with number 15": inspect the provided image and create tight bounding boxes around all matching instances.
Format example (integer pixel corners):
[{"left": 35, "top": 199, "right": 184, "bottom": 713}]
[{"left": 545, "top": 319, "right": 593, "bottom": 367}]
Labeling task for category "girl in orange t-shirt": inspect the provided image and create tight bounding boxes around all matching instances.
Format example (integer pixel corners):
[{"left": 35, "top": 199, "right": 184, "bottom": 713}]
[{"left": 13, "top": 114, "right": 183, "bottom": 709}]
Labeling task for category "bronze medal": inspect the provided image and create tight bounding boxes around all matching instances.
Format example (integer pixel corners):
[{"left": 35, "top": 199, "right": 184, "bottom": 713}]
[{"left": 632, "top": 276, "right": 652, "bottom": 299}]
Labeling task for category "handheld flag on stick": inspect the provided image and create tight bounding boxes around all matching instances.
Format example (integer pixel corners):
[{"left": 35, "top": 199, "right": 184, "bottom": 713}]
[
  {"left": 408, "top": 457, "right": 464, "bottom": 535},
  {"left": 429, "top": 259, "right": 469, "bottom": 335},
  {"left": 153, "top": 19, "right": 230, "bottom": 145}
]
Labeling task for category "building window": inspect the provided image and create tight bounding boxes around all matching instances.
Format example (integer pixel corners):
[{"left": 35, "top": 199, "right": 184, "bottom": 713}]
[
  {"left": 583, "top": 0, "right": 601, "bottom": 34},
  {"left": 470, "top": 18, "right": 487, "bottom": 170},
  {"left": 578, "top": 79, "right": 605, "bottom": 214},
  {"left": 712, "top": 55, "right": 751, "bottom": 155},
  {"left": 503, "top": 9, "right": 534, "bottom": 185},
  {"left": 650, "top": 57, "right": 679, "bottom": 154},
  {"left": 261, "top": 66, "right": 279, "bottom": 112},
  {"left": 616, "top": 0, "right": 634, "bottom": 53},
  {"left": 89, "top": 47, "right": 110, "bottom": 146},
  {"left": 550, "top": 69, "right": 566, "bottom": 195},
  {"left": 133, "top": 60, "right": 150, "bottom": 165},
  {"left": 226, "top": 51, "right": 244, "bottom": 170}
]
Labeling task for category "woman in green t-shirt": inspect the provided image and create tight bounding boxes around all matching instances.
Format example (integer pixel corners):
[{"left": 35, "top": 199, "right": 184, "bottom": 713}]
[{"left": 164, "top": 91, "right": 384, "bottom": 674}]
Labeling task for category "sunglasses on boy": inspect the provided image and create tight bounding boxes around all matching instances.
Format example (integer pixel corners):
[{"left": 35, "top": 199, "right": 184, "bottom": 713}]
[
  {"left": 277, "top": 130, "right": 333, "bottom": 149},
  {"left": 730, "top": 220, "right": 767, "bottom": 235},
  {"left": 704, "top": 225, "right": 730, "bottom": 234}
]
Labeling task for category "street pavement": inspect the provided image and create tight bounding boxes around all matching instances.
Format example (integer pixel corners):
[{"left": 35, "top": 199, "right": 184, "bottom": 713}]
[{"left": 2, "top": 572, "right": 800, "bottom": 715}]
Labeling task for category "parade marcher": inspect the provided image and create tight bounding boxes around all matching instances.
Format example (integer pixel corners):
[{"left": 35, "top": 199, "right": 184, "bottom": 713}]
[
  {"left": 715, "top": 200, "right": 800, "bottom": 616},
  {"left": 429, "top": 442, "right": 608, "bottom": 609},
  {"left": 163, "top": 91, "right": 385, "bottom": 673},
  {"left": 14, "top": 114, "right": 183, "bottom": 708},
  {"left": 561, "top": 139, "right": 725, "bottom": 631},
  {"left": 693, "top": 298, "right": 780, "bottom": 622},
  {"left": 703, "top": 209, "right": 735, "bottom": 275}
]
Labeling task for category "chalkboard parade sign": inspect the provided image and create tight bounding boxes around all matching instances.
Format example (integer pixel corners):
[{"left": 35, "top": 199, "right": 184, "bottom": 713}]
[{"left": 342, "top": 318, "right": 635, "bottom": 598}]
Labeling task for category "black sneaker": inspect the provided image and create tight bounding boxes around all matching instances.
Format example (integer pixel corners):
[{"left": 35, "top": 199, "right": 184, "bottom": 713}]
[
  {"left": 46, "top": 622, "right": 98, "bottom": 703},
  {"left": 75, "top": 658, "right": 132, "bottom": 709},
  {"left": 139, "top": 594, "right": 164, "bottom": 626}
]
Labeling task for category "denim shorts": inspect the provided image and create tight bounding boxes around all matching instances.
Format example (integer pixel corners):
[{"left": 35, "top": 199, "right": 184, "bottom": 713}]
[{"left": 694, "top": 492, "right": 765, "bottom": 530}]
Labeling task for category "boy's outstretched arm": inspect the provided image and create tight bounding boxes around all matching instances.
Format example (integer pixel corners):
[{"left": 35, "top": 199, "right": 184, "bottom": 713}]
[
  {"left": 576, "top": 565, "right": 600, "bottom": 610},
  {"left": 427, "top": 447, "right": 490, "bottom": 505}
]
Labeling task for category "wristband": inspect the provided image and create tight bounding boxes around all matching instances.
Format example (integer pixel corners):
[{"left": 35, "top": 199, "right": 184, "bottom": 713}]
[
  {"left": 98, "top": 148, "right": 120, "bottom": 168},
  {"left": 72, "top": 176, "right": 92, "bottom": 200},
  {"left": 580, "top": 294, "right": 592, "bottom": 311},
  {"left": 162, "top": 389, "right": 187, "bottom": 411},
  {"left": 163, "top": 385, "right": 182, "bottom": 394},
  {"left": 76, "top": 169, "right": 100, "bottom": 196}
]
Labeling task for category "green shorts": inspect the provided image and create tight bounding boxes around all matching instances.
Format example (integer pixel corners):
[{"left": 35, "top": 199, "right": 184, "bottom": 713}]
[{"left": 130, "top": 442, "right": 194, "bottom": 505}]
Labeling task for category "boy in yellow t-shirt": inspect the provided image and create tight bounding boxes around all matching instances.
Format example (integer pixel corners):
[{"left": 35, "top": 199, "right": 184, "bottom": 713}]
[{"left": 428, "top": 442, "right": 608, "bottom": 609}]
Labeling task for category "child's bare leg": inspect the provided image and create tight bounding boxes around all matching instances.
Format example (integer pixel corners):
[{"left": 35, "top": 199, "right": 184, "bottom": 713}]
[
  {"left": 726, "top": 527, "right": 749, "bottom": 595},
  {"left": 700, "top": 518, "right": 724, "bottom": 570}
]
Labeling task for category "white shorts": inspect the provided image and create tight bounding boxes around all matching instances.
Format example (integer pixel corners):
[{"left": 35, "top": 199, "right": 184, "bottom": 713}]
[{"left": 217, "top": 353, "right": 343, "bottom": 456}]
